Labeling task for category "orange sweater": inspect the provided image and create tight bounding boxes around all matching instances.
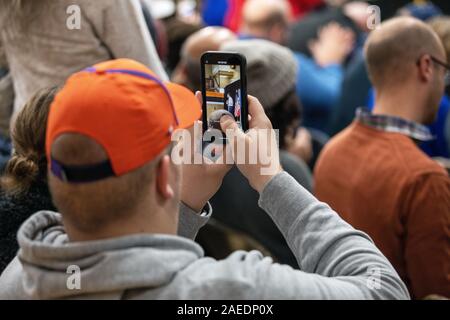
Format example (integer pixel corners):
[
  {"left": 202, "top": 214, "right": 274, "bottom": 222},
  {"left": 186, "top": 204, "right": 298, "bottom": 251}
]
[{"left": 314, "top": 122, "right": 450, "bottom": 299}]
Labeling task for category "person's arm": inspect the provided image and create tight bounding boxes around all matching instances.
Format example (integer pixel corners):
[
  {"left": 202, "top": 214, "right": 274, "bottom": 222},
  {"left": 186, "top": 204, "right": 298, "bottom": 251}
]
[
  {"left": 254, "top": 171, "right": 410, "bottom": 299},
  {"left": 177, "top": 92, "right": 233, "bottom": 239},
  {"left": 216, "top": 96, "right": 409, "bottom": 299},
  {"left": 84, "top": 0, "right": 168, "bottom": 80},
  {"left": 295, "top": 53, "right": 344, "bottom": 111},
  {"left": 296, "top": 22, "right": 354, "bottom": 112},
  {"left": 177, "top": 202, "right": 211, "bottom": 240},
  {"left": 403, "top": 173, "right": 450, "bottom": 299}
]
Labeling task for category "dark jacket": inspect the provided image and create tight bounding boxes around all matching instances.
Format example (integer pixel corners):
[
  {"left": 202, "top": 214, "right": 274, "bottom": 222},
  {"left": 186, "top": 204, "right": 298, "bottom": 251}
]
[{"left": 0, "top": 181, "right": 55, "bottom": 274}]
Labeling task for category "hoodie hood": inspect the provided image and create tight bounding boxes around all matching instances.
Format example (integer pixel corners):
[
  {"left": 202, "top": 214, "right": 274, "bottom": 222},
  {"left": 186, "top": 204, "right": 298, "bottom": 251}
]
[{"left": 11, "top": 211, "right": 204, "bottom": 299}]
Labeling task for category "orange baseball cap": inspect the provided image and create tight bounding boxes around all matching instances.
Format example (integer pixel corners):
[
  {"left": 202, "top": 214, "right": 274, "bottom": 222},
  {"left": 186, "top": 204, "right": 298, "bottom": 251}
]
[{"left": 46, "top": 59, "right": 201, "bottom": 183}]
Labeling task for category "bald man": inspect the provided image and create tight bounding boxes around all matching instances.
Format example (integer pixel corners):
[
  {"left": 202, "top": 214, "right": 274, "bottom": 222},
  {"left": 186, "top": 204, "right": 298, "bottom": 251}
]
[
  {"left": 315, "top": 17, "right": 450, "bottom": 299},
  {"left": 240, "top": 0, "right": 291, "bottom": 44},
  {"left": 171, "top": 27, "right": 237, "bottom": 92}
]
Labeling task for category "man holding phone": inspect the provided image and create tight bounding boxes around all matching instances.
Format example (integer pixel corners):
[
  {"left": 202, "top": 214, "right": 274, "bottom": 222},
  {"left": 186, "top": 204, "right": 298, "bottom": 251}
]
[{"left": 0, "top": 59, "right": 408, "bottom": 299}]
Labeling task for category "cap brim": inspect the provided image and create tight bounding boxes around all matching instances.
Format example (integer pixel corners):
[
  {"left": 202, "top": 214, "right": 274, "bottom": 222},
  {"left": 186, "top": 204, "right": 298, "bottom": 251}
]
[{"left": 166, "top": 82, "right": 201, "bottom": 130}]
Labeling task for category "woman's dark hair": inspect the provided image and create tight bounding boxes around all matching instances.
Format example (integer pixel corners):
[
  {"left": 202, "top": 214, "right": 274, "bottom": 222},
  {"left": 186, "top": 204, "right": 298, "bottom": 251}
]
[
  {"left": 1, "top": 86, "right": 58, "bottom": 195},
  {"left": 264, "top": 88, "right": 302, "bottom": 149}
]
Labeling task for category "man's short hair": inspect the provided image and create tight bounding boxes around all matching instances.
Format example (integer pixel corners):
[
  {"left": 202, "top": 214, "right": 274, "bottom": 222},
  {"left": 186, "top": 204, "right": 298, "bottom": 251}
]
[
  {"left": 245, "top": 10, "right": 288, "bottom": 32},
  {"left": 364, "top": 17, "right": 444, "bottom": 89},
  {"left": 48, "top": 133, "right": 162, "bottom": 233},
  {"left": 242, "top": 0, "right": 290, "bottom": 32}
]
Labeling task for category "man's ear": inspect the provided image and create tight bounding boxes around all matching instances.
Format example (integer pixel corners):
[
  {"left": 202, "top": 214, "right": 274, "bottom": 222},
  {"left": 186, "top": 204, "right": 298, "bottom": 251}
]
[
  {"left": 418, "top": 54, "right": 433, "bottom": 83},
  {"left": 156, "top": 155, "right": 175, "bottom": 200}
]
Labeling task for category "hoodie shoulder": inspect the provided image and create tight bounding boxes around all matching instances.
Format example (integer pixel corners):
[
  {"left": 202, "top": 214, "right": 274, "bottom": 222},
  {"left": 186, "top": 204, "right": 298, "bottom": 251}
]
[
  {"left": 0, "top": 257, "right": 27, "bottom": 299},
  {"left": 126, "top": 250, "right": 280, "bottom": 300}
]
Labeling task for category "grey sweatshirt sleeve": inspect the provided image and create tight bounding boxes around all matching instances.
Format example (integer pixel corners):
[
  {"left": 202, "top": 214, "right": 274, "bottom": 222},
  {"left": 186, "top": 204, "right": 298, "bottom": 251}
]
[
  {"left": 177, "top": 202, "right": 211, "bottom": 240},
  {"left": 252, "top": 171, "right": 410, "bottom": 299},
  {"left": 85, "top": 0, "right": 168, "bottom": 80}
]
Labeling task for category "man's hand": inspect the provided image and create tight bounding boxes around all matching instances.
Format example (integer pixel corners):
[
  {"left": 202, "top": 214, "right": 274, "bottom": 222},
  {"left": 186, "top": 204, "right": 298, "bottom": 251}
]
[
  {"left": 220, "top": 95, "right": 283, "bottom": 193},
  {"left": 309, "top": 22, "right": 355, "bottom": 67},
  {"left": 179, "top": 92, "right": 233, "bottom": 212}
]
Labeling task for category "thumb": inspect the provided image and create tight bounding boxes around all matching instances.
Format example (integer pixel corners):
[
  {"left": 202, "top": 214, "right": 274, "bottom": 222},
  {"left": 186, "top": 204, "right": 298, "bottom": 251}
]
[
  {"left": 195, "top": 91, "right": 203, "bottom": 105},
  {"left": 220, "top": 115, "right": 245, "bottom": 141},
  {"left": 220, "top": 114, "right": 240, "bottom": 137},
  {"left": 220, "top": 115, "right": 247, "bottom": 160}
]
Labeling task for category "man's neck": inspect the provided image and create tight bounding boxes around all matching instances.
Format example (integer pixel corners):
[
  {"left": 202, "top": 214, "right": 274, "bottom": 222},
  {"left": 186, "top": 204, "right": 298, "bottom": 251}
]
[
  {"left": 372, "top": 89, "right": 425, "bottom": 124},
  {"left": 240, "top": 27, "right": 267, "bottom": 40},
  {"left": 64, "top": 205, "right": 178, "bottom": 242}
]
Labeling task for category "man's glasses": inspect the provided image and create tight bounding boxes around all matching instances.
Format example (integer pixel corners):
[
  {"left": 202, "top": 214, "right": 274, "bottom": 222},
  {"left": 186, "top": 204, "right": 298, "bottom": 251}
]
[{"left": 430, "top": 55, "right": 450, "bottom": 86}]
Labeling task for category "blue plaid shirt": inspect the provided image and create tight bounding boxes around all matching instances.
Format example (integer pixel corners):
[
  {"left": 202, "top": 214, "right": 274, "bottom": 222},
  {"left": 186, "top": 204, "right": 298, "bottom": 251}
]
[{"left": 356, "top": 108, "right": 434, "bottom": 142}]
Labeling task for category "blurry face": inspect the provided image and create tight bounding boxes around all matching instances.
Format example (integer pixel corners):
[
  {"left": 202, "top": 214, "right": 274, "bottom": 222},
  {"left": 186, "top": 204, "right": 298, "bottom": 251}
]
[{"left": 269, "top": 21, "right": 289, "bottom": 45}]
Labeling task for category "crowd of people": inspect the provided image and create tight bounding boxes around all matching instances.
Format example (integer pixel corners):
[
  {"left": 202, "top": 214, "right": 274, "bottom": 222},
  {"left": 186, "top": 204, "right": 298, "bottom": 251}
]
[{"left": 0, "top": 0, "right": 448, "bottom": 300}]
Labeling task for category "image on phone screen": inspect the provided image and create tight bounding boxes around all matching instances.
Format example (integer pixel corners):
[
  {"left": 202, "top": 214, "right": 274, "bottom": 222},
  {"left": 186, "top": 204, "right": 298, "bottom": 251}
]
[{"left": 204, "top": 63, "right": 242, "bottom": 131}]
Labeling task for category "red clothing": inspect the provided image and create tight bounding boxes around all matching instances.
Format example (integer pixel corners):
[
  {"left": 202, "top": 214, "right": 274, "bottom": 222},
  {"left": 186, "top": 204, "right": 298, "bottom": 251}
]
[
  {"left": 314, "top": 122, "right": 450, "bottom": 298},
  {"left": 224, "top": 0, "right": 325, "bottom": 32},
  {"left": 288, "top": 0, "right": 324, "bottom": 19},
  {"left": 224, "top": 0, "right": 245, "bottom": 32}
]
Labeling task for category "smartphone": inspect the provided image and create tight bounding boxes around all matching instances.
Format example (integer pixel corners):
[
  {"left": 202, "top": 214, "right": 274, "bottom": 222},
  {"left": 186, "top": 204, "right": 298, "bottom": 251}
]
[{"left": 201, "top": 51, "right": 248, "bottom": 142}]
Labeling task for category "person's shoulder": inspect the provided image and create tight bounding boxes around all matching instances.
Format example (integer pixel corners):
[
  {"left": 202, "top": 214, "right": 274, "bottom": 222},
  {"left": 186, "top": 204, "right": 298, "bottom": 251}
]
[
  {"left": 391, "top": 138, "right": 448, "bottom": 177},
  {"left": 319, "top": 122, "right": 360, "bottom": 155},
  {"left": 0, "top": 257, "right": 25, "bottom": 299},
  {"left": 331, "top": 122, "right": 445, "bottom": 176},
  {"left": 405, "top": 162, "right": 449, "bottom": 191},
  {"left": 0, "top": 183, "right": 55, "bottom": 233},
  {"left": 165, "top": 250, "right": 276, "bottom": 299},
  {"left": 0, "top": 191, "right": 27, "bottom": 235},
  {"left": 401, "top": 164, "right": 449, "bottom": 215}
]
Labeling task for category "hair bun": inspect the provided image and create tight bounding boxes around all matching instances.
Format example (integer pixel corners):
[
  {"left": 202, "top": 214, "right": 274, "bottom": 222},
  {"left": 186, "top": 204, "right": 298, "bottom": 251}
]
[
  {"left": 9, "top": 154, "right": 39, "bottom": 177},
  {"left": 1, "top": 153, "right": 40, "bottom": 195}
]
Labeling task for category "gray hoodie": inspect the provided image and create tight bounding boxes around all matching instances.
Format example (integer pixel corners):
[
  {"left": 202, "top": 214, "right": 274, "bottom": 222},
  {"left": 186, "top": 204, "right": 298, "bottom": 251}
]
[{"left": 0, "top": 172, "right": 410, "bottom": 299}]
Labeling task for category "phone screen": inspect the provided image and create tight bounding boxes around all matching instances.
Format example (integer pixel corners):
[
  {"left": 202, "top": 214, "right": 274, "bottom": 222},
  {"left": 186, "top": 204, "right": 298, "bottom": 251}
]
[{"left": 203, "top": 62, "right": 243, "bottom": 131}]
